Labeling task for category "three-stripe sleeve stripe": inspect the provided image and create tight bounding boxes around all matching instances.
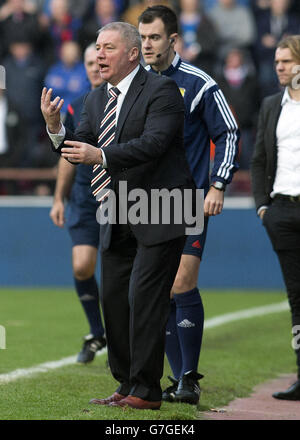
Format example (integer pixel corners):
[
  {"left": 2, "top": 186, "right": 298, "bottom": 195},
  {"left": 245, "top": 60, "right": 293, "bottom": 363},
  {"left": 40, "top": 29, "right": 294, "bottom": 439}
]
[{"left": 213, "top": 89, "right": 238, "bottom": 180}]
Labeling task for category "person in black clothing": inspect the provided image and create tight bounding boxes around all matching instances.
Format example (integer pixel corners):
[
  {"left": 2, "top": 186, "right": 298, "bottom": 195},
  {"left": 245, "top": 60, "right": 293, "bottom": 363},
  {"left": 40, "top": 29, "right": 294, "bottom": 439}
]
[
  {"left": 3, "top": 37, "right": 46, "bottom": 167},
  {"left": 251, "top": 35, "right": 300, "bottom": 401},
  {"left": 50, "top": 44, "right": 106, "bottom": 364},
  {"left": 41, "top": 21, "right": 195, "bottom": 410},
  {"left": 0, "top": 0, "right": 50, "bottom": 61}
]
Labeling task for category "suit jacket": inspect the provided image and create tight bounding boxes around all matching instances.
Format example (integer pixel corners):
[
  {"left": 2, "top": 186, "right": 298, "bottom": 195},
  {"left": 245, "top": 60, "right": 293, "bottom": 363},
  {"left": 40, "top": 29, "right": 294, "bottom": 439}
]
[
  {"left": 54, "top": 65, "right": 195, "bottom": 249},
  {"left": 251, "top": 91, "right": 283, "bottom": 210}
]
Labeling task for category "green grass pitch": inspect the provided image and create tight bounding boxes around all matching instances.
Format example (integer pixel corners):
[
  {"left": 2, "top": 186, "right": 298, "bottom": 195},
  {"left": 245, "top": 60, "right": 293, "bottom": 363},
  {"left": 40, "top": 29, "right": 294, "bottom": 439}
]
[{"left": 0, "top": 288, "right": 295, "bottom": 420}]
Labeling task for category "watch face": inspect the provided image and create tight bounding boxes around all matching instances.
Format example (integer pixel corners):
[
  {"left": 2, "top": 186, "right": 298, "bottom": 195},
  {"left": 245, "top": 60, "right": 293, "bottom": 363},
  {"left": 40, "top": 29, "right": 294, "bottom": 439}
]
[{"left": 212, "top": 181, "right": 225, "bottom": 191}]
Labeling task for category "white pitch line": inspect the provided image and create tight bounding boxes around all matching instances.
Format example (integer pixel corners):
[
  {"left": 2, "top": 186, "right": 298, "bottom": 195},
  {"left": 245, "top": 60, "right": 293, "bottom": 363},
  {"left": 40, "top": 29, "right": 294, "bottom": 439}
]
[
  {"left": 0, "top": 300, "right": 289, "bottom": 385},
  {"left": 204, "top": 300, "right": 289, "bottom": 329},
  {"left": 0, "top": 349, "right": 107, "bottom": 385}
]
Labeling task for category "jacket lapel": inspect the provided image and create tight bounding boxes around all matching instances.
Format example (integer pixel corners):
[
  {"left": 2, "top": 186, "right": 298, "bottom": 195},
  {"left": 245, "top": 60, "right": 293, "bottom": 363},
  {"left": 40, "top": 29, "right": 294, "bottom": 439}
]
[
  {"left": 267, "top": 92, "right": 283, "bottom": 168},
  {"left": 115, "top": 65, "right": 146, "bottom": 142},
  {"left": 270, "top": 93, "right": 283, "bottom": 146}
]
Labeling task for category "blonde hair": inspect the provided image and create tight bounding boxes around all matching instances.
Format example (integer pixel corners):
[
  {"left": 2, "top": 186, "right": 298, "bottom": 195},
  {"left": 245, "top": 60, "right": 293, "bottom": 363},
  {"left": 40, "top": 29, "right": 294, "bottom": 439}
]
[{"left": 277, "top": 35, "right": 300, "bottom": 64}]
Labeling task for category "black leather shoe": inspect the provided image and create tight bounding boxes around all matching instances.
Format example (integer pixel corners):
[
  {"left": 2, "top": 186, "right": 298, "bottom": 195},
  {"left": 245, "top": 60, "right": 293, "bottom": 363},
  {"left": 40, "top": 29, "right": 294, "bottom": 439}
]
[
  {"left": 174, "top": 371, "right": 204, "bottom": 405},
  {"left": 272, "top": 380, "right": 300, "bottom": 400},
  {"left": 162, "top": 376, "right": 179, "bottom": 402},
  {"left": 77, "top": 334, "right": 106, "bottom": 364}
]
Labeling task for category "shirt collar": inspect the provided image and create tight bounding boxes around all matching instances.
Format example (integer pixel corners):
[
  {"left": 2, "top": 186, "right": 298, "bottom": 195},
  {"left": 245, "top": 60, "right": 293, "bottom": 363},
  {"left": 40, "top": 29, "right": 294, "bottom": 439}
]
[
  {"left": 281, "top": 87, "right": 300, "bottom": 105},
  {"left": 107, "top": 64, "right": 140, "bottom": 97},
  {"left": 147, "top": 53, "right": 181, "bottom": 75}
]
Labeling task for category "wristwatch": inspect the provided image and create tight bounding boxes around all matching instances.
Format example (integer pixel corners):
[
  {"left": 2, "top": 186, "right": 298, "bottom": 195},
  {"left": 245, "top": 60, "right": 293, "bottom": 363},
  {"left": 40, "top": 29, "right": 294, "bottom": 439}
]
[{"left": 210, "top": 181, "right": 226, "bottom": 191}]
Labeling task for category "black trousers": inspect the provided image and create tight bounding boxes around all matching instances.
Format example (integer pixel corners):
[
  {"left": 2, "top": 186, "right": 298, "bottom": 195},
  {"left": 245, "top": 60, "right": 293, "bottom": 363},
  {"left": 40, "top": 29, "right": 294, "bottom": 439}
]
[
  {"left": 263, "top": 197, "right": 300, "bottom": 377},
  {"left": 100, "top": 223, "right": 186, "bottom": 401}
]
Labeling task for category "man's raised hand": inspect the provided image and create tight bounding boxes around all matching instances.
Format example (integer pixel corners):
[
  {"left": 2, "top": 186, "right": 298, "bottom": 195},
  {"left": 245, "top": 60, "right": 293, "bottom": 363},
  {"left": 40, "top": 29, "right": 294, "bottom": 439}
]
[{"left": 41, "top": 87, "right": 64, "bottom": 133}]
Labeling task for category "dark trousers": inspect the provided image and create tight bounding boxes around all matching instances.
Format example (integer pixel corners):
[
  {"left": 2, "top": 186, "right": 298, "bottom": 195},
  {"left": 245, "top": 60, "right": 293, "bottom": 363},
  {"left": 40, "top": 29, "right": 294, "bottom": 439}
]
[
  {"left": 263, "top": 197, "right": 300, "bottom": 377},
  {"left": 100, "top": 223, "right": 185, "bottom": 401}
]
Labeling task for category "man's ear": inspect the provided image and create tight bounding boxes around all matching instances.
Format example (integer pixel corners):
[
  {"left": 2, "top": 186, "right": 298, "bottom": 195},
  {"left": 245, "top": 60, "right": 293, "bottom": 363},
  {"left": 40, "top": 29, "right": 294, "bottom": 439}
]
[
  {"left": 129, "top": 47, "right": 139, "bottom": 62},
  {"left": 169, "top": 33, "right": 178, "bottom": 46}
]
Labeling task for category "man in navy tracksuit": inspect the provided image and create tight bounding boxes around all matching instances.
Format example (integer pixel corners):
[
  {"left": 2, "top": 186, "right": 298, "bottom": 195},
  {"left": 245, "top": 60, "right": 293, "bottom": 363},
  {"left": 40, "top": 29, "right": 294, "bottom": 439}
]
[
  {"left": 139, "top": 5, "right": 239, "bottom": 404},
  {"left": 50, "top": 44, "right": 106, "bottom": 363}
]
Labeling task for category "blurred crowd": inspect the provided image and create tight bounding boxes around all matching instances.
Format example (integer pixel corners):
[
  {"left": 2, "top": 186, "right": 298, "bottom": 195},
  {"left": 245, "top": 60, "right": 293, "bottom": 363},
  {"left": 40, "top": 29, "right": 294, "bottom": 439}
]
[{"left": 0, "top": 0, "right": 299, "bottom": 195}]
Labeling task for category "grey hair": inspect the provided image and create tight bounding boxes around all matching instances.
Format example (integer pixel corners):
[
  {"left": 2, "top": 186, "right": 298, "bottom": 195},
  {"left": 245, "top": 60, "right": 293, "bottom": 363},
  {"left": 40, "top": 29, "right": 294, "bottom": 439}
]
[{"left": 97, "top": 21, "right": 141, "bottom": 59}]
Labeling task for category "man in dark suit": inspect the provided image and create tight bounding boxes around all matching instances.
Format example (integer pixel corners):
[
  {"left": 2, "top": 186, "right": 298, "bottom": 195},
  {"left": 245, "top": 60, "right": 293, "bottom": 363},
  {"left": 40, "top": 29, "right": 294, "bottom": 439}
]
[
  {"left": 41, "top": 21, "right": 195, "bottom": 410},
  {"left": 251, "top": 35, "right": 300, "bottom": 401},
  {"left": 50, "top": 44, "right": 106, "bottom": 364}
]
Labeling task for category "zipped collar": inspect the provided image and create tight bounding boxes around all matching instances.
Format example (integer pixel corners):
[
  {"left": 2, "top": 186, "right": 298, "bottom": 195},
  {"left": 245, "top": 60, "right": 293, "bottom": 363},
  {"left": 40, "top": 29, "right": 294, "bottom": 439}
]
[{"left": 148, "top": 53, "right": 181, "bottom": 75}]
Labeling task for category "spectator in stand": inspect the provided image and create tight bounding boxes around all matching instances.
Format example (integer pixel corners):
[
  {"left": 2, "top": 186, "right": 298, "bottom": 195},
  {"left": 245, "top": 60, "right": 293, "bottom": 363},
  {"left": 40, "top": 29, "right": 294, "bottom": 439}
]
[
  {"left": 290, "top": 0, "right": 300, "bottom": 16},
  {"left": 44, "top": 40, "right": 89, "bottom": 118},
  {"left": 208, "top": 0, "right": 256, "bottom": 59},
  {"left": 0, "top": 0, "right": 48, "bottom": 60},
  {"left": 75, "top": 0, "right": 130, "bottom": 18},
  {"left": 177, "top": 0, "right": 218, "bottom": 75},
  {"left": 122, "top": 0, "right": 173, "bottom": 27},
  {"left": 203, "top": 0, "right": 251, "bottom": 9},
  {"left": 216, "top": 48, "right": 260, "bottom": 170},
  {"left": 251, "top": 0, "right": 300, "bottom": 17},
  {"left": 254, "top": 0, "right": 300, "bottom": 98},
  {"left": 78, "top": 0, "right": 119, "bottom": 52},
  {"left": 0, "top": 0, "right": 36, "bottom": 16},
  {"left": 113, "top": 0, "right": 130, "bottom": 15},
  {"left": 251, "top": 0, "right": 270, "bottom": 16},
  {"left": 3, "top": 36, "right": 46, "bottom": 167},
  {"left": 0, "top": 0, "right": 37, "bottom": 19},
  {"left": 40, "top": 0, "right": 92, "bottom": 20},
  {"left": 42, "top": 0, "right": 82, "bottom": 59}
]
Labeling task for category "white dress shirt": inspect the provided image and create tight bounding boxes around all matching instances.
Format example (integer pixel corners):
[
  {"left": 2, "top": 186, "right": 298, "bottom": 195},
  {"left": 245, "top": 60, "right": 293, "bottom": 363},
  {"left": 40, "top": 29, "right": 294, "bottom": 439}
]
[
  {"left": 257, "top": 88, "right": 300, "bottom": 216},
  {"left": 272, "top": 87, "right": 300, "bottom": 197},
  {"left": 48, "top": 64, "right": 140, "bottom": 167}
]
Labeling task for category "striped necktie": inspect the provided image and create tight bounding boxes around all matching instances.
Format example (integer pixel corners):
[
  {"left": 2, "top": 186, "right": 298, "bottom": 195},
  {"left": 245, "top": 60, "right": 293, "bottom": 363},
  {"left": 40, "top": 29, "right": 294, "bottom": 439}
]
[{"left": 91, "top": 86, "right": 121, "bottom": 202}]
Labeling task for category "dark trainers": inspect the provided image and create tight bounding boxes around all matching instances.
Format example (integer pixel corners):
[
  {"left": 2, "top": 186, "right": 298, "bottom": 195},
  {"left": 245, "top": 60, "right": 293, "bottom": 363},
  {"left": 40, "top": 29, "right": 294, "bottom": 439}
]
[
  {"left": 77, "top": 334, "right": 106, "bottom": 364},
  {"left": 162, "top": 376, "right": 179, "bottom": 402},
  {"left": 174, "top": 371, "right": 204, "bottom": 405}
]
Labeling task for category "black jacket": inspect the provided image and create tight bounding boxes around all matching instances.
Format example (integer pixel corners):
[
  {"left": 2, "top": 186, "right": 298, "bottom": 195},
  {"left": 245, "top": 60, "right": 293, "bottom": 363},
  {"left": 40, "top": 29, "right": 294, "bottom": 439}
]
[
  {"left": 250, "top": 91, "right": 283, "bottom": 210},
  {"left": 54, "top": 65, "right": 195, "bottom": 249}
]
